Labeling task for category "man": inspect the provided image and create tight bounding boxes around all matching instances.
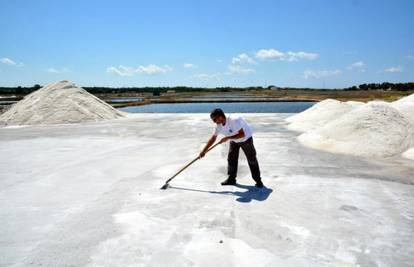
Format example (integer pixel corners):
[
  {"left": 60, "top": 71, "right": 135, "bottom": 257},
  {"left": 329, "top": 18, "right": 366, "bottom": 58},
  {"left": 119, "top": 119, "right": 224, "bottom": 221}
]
[{"left": 199, "top": 108, "right": 264, "bottom": 188}]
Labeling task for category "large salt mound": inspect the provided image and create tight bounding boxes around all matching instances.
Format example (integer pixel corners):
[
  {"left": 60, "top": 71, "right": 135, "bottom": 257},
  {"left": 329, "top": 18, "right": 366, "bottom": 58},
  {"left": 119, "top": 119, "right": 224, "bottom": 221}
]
[
  {"left": 402, "top": 147, "right": 414, "bottom": 160},
  {"left": 298, "top": 102, "right": 414, "bottom": 157},
  {"left": 391, "top": 93, "right": 414, "bottom": 123},
  {"left": 0, "top": 80, "right": 124, "bottom": 126},
  {"left": 392, "top": 103, "right": 414, "bottom": 123},
  {"left": 285, "top": 99, "right": 363, "bottom": 132},
  {"left": 393, "top": 93, "right": 414, "bottom": 104}
]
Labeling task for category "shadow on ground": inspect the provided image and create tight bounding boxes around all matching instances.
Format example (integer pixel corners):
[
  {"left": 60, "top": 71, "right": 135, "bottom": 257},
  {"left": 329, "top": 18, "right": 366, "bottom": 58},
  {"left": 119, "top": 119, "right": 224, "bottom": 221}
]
[{"left": 168, "top": 183, "right": 273, "bottom": 203}]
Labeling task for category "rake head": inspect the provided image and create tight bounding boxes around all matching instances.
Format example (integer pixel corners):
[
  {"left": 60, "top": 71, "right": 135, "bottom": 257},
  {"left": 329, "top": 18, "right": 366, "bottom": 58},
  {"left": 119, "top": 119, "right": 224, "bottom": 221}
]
[{"left": 160, "top": 183, "right": 170, "bottom": 190}]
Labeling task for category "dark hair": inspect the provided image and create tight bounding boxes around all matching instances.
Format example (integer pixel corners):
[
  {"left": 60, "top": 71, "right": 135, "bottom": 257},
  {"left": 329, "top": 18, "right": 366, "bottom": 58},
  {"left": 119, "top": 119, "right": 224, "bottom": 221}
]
[{"left": 210, "top": 108, "right": 225, "bottom": 119}]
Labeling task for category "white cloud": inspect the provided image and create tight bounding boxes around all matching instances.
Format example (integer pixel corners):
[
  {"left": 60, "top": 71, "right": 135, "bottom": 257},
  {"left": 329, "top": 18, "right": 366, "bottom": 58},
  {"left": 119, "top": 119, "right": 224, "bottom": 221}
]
[
  {"left": 384, "top": 66, "right": 403, "bottom": 73},
  {"left": 303, "top": 69, "right": 342, "bottom": 79},
  {"left": 46, "top": 67, "right": 69, "bottom": 74},
  {"left": 107, "top": 65, "right": 135, "bottom": 76},
  {"left": 193, "top": 64, "right": 255, "bottom": 81},
  {"left": 137, "top": 64, "right": 172, "bottom": 74},
  {"left": 193, "top": 59, "right": 255, "bottom": 80},
  {"left": 227, "top": 65, "right": 255, "bottom": 75},
  {"left": 183, "top": 63, "right": 197, "bottom": 69},
  {"left": 1, "top": 57, "right": 16, "bottom": 65},
  {"left": 347, "top": 61, "right": 366, "bottom": 70},
  {"left": 406, "top": 55, "right": 414, "bottom": 60},
  {"left": 255, "top": 49, "right": 318, "bottom": 61},
  {"left": 107, "top": 64, "right": 173, "bottom": 76},
  {"left": 1, "top": 57, "right": 24, "bottom": 67},
  {"left": 285, "top": 51, "right": 319, "bottom": 61},
  {"left": 231, "top": 53, "right": 256, "bottom": 65},
  {"left": 256, "top": 49, "right": 285, "bottom": 60},
  {"left": 347, "top": 61, "right": 366, "bottom": 72}
]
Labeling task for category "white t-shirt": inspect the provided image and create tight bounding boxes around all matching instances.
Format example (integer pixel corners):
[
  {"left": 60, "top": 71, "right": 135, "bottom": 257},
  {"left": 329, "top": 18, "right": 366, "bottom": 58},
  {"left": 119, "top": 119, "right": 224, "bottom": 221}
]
[{"left": 213, "top": 116, "right": 253, "bottom": 143}]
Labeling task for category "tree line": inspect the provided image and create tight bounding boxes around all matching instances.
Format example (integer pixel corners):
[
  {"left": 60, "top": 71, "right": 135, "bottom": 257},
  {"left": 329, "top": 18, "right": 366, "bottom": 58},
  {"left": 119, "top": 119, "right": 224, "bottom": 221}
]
[
  {"left": 344, "top": 82, "right": 414, "bottom": 91},
  {"left": 0, "top": 85, "right": 258, "bottom": 95},
  {"left": 0, "top": 82, "right": 413, "bottom": 95}
]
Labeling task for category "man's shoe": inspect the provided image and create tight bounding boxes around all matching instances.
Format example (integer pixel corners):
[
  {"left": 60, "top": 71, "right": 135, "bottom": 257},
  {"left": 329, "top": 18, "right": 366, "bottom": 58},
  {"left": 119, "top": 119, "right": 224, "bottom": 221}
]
[
  {"left": 221, "top": 178, "right": 236, "bottom": 186},
  {"left": 255, "top": 181, "right": 264, "bottom": 188}
]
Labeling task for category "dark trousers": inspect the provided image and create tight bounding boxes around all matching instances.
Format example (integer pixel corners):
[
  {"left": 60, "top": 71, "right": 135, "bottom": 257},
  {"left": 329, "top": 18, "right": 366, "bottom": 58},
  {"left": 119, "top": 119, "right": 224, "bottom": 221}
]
[{"left": 227, "top": 137, "right": 261, "bottom": 183}]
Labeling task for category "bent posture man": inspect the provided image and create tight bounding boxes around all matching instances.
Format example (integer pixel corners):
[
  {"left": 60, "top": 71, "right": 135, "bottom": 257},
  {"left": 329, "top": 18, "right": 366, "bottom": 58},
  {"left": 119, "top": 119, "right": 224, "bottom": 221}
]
[{"left": 200, "top": 108, "right": 264, "bottom": 188}]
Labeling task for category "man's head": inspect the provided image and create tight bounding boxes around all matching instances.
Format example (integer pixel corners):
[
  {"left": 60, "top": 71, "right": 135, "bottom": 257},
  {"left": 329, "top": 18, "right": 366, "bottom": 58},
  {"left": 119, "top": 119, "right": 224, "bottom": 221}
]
[{"left": 210, "top": 108, "right": 226, "bottom": 125}]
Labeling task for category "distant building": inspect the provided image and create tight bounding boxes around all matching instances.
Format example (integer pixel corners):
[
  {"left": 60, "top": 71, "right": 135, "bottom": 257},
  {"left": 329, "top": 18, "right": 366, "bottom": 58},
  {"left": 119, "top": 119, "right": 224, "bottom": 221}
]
[
  {"left": 268, "top": 85, "right": 280, "bottom": 90},
  {"left": 163, "top": 90, "right": 176, "bottom": 96}
]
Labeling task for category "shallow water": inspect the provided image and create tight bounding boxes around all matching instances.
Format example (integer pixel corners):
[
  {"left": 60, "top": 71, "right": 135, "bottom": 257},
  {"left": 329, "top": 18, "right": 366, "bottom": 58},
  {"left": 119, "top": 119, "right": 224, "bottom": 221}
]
[{"left": 119, "top": 101, "right": 316, "bottom": 113}]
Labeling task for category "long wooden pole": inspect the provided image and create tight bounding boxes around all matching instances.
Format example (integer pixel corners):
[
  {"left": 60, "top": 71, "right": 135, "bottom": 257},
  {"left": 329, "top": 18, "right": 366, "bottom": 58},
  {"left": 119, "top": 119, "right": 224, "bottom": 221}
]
[{"left": 160, "top": 142, "right": 221, "bottom": 189}]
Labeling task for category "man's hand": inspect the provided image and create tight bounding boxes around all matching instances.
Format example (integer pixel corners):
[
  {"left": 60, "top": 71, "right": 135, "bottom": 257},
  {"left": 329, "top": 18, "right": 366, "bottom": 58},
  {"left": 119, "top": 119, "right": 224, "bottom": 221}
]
[
  {"left": 199, "top": 150, "right": 206, "bottom": 158},
  {"left": 219, "top": 137, "right": 230, "bottom": 144},
  {"left": 200, "top": 135, "right": 217, "bottom": 159}
]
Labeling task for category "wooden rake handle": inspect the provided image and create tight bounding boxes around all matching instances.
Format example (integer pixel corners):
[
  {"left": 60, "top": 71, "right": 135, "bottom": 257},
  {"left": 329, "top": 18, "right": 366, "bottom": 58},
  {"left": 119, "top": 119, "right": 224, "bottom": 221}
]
[{"left": 163, "top": 142, "right": 221, "bottom": 185}]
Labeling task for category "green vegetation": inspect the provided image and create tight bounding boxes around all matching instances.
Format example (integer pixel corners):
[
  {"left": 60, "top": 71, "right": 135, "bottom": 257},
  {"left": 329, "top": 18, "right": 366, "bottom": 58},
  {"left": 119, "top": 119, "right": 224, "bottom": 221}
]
[
  {"left": 344, "top": 82, "right": 414, "bottom": 91},
  {"left": 0, "top": 83, "right": 413, "bottom": 95}
]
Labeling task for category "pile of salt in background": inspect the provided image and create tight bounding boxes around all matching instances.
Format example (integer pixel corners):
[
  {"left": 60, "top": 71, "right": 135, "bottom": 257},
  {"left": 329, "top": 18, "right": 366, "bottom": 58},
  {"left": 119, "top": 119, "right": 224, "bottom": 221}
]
[
  {"left": 286, "top": 99, "right": 363, "bottom": 132},
  {"left": 297, "top": 102, "right": 414, "bottom": 157},
  {"left": 286, "top": 96, "right": 414, "bottom": 159},
  {"left": 0, "top": 80, "right": 125, "bottom": 126}
]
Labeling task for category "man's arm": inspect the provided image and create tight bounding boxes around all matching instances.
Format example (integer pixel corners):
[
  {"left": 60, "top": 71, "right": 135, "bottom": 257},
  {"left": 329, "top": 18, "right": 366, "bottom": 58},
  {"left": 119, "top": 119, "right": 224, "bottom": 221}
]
[
  {"left": 220, "top": 128, "right": 245, "bottom": 143},
  {"left": 199, "top": 134, "right": 217, "bottom": 158}
]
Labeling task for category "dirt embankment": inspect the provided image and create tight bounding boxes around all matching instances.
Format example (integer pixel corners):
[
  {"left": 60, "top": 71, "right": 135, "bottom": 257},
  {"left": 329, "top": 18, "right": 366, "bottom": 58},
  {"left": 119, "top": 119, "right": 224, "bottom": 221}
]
[
  {"left": 2, "top": 89, "right": 413, "bottom": 111},
  {"left": 105, "top": 90, "right": 414, "bottom": 108}
]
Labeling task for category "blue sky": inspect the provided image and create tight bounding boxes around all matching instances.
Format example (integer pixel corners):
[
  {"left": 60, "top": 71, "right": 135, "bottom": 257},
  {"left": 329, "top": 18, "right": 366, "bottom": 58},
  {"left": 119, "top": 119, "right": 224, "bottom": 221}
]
[{"left": 0, "top": 0, "right": 413, "bottom": 88}]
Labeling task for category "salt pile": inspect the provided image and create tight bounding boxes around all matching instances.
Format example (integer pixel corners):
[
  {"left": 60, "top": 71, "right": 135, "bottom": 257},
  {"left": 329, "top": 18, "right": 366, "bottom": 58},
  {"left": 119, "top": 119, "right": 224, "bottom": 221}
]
[
  {"left": 297, "top": 102, "right": 414, "bottom": 157},
  {"left": 392, "top": 94, "right": 414, "bottom": 160},
  {"left": 402, "top": 147, "right": 414, "bottom": 160},
  {"left": 393, "top": 93, "right": 414, "bottom": 104},
  {"left": 391, "top": 94, "right": 414, "bottom": 123},
  {"left": 286, "top": 99, "right": 363, "bottom": 132},
  {"left": 0, "top": 80, "right": 124, "bottom": 126}
]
